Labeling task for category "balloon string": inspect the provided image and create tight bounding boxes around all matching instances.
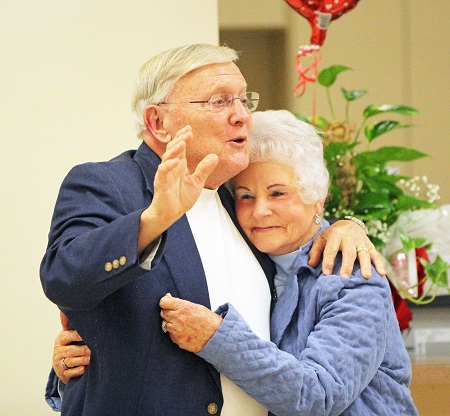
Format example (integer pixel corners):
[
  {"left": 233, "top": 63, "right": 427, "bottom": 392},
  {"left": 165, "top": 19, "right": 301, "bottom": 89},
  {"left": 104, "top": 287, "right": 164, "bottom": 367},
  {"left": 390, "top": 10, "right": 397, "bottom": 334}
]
[
  {"left": 293, "top": 46, "right": 322, "bottom": 125},
  {"left": 311, "top": 76, "right": 317, "bottom": 126}
]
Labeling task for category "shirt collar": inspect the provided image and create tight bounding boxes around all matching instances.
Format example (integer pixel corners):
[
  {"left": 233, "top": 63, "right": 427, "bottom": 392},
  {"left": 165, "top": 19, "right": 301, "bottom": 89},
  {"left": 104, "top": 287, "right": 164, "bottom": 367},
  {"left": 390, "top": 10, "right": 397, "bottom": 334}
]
[{"left": 270, "top": 220, "right": 330, "bottom": 279}]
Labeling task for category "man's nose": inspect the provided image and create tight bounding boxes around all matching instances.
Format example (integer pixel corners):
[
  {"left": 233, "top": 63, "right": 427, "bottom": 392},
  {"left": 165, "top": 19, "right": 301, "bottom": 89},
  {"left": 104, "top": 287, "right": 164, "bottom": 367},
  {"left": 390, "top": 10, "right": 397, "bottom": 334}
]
[{"left": 229, "top": 98, "right": 250, "bottom": 125}]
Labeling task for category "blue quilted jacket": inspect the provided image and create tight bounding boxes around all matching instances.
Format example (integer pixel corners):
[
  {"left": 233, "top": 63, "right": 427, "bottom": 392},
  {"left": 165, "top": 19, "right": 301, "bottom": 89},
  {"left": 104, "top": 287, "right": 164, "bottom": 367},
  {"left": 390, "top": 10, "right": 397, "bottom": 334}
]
[{"left": 198, "top": 224, "right": 418, "bottom": 416}]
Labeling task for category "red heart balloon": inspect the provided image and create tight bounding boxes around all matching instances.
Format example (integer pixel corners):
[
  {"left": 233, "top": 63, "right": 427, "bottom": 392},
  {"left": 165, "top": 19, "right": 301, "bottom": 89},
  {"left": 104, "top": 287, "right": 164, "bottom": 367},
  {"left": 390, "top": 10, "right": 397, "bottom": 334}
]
[{"left": 285, "top": 0, "right": 361, "bottom": 46}]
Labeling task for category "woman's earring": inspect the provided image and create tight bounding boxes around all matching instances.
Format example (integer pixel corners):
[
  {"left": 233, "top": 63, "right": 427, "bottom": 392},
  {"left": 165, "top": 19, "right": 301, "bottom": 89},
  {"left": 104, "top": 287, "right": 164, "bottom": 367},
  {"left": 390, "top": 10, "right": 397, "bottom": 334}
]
[{"left": 314, "top": 214, "right": 322, "bottom": 225}]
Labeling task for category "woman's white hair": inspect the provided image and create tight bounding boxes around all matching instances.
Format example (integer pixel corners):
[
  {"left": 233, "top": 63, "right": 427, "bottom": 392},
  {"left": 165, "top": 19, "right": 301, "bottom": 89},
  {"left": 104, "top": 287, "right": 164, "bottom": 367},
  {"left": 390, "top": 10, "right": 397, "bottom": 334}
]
[
  {"left": 131, "top": 43, "right": 239, "bottom": 138},
  {"left": 234, "top": 109, "right": 329, "bottom": 204}
]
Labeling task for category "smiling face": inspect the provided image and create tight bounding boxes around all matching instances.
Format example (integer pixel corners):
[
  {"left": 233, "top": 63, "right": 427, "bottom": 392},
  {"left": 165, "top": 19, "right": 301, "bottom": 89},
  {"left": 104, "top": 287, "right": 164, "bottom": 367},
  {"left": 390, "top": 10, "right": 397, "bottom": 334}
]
[
  {"left": 159, "top": 62, "right": 252, "bottom": 189},
  {"left": 234, "top": 161, "right": 322, "bottom": 256}
]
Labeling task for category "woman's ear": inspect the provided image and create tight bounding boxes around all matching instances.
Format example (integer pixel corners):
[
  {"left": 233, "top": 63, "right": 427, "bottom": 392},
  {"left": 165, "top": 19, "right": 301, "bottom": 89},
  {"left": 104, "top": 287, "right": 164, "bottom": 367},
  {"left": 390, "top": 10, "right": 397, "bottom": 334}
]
[
  {"left": 143, "top": 105, "right": 172, "bottom": 144},
  {"left": 315, "top": 200, "right": 325, "bottom": 216}
]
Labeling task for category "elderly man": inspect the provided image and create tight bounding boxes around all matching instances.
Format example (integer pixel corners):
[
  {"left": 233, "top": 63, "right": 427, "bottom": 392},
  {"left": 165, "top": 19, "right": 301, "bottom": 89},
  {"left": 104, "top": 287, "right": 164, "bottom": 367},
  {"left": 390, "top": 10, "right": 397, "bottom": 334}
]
[{"left": 41, "top": 43, "right": 382, "bottom": 416}]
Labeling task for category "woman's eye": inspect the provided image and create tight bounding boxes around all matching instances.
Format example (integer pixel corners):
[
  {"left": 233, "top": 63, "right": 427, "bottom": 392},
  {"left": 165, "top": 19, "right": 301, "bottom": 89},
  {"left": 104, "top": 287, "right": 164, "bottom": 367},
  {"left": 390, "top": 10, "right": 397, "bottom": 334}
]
[
  {"left": 237, "top": 193, "right": 254, "bottom": 200},
  {"left": 271, "top": 191, "right": 286, "bottom": 197}
]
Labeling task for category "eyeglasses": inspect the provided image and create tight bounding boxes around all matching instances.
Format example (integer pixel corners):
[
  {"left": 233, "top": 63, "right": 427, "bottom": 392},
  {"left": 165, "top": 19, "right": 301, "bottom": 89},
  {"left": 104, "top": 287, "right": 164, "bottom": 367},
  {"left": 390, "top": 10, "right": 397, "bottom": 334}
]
[{"left": 158, "top": 92, "right": 259, "bottom": 113}]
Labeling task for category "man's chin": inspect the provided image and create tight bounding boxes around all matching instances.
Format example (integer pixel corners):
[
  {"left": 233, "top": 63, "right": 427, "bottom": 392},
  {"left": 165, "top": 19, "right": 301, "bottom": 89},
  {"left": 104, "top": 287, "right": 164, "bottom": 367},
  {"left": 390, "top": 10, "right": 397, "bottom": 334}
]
[{"left": 205, "top": 159, "right": 249, "bottom": 189}]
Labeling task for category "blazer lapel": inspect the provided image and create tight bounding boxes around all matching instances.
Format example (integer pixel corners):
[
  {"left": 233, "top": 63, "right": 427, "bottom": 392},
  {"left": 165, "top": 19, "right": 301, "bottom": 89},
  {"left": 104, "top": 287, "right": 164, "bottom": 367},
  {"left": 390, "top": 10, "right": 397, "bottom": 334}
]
[
  {"left": 133, "top": 142, "right": 210, "bottom": 308},
  {"left": 164, "top": 218, "right": 211, "bottom": 307}
]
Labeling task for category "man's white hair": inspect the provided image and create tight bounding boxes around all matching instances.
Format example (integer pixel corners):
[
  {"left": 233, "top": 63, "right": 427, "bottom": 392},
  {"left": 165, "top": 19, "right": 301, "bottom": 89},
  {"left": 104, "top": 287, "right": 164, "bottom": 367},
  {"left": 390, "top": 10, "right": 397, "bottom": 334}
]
[{"left": 131, "top": 43, "right": 239, "bottom": 138}]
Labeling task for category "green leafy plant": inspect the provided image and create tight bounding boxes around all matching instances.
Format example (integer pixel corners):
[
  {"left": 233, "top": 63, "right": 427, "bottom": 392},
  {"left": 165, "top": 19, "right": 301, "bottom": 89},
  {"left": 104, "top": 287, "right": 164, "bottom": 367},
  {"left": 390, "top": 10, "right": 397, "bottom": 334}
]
[
  {"left": 295, "top": 65, "right": 449, "bottom": 303},
  {"left": 397, "top": 232, "right": 450, "bottom": 304}
]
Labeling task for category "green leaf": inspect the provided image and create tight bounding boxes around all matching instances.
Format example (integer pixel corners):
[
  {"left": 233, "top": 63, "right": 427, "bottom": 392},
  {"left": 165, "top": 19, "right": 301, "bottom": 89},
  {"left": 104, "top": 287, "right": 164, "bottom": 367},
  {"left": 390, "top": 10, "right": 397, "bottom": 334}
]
[
  {"left": 364, "top": 121, "right": 413, "bottom": 142},
  {"left": 419, "top": 255, "right": 450, "bottom": 288},
  {"left": 399, "top": 231, "right": 427, "bottom": 252},
  {"left": 354, "top": 206, "right": 393, "bottom": 221},
  {"left": 363, "top": 104, "right": 419, "bottom": 118},
  {"left": 318, "top": 65, "right": 351, "bottom": 87},
  {"left": 313, "top": 115, "right": 329, "bottom": 130},
  {"left": 354, "top": 147, "right": 427, "bottom": 165},
  {"left": 361, "top": 176, "right": 404, "bottom": 197},
  {"left": 353, "top": 192, "right": 394, "bottom": 211},
  {"left": 293, "top": 113, "right": 311, "bottom": 124},
  {"left": 324, "top": 140, "right": 357, "bottom": 156},
  {"left": 394, "top": 194, "right": 436, "bottom": 211},
  {"left": 341, "top": 88, "right": 367, "bottom": 102},
  {"left": 293, "top": 113, "right": 329, "bottom": 131}
]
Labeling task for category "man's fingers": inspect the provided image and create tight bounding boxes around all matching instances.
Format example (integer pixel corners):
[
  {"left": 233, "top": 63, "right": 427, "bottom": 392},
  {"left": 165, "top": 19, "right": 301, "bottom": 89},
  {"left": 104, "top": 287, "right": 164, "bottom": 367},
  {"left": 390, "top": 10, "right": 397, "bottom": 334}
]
[
  {"left": 308, "top": 234, "right": 326, "bottom": 268},
  {"left": 163, "top": 126, "right": 192, "bottom": 155},
  {"left": 60, "top": 353, "right": 91, "bottom": 370},
  {"left": 54, "top": 343, "right": 91, "bottom": 361},
  {"left": 64, "top": 365, "right": 87, "bottom": 378},
  {"left": 159, "top": 293, "right": 183, "bottom": 310},
  {"left": 60, "top": 311, "right": 70, "bottom": 331},
  {"left": 55, "top": 329, "right": 83, "bottom": 347},
  {"left": 193, "top": 154, "right": 219, "bottom": 184},
  {"left": 57, "top": 365, "right": 87, "bottom": 385},
  {"left": 160, "top": 140, "right": 186, "bottom": 163},
  {"left": 53, "top": 343, "right": 91, "bottom": 383},
  {"left": 356, "top": 249, "right": 372, "bottom": 279},
  {"left": 309, "top": 233, "right": 341, "bottom": 275},
  {"left": 321, "top": 238, "right": 341, "bottom": 276},
  {"left": 336, "top": 243, "right": 357, "bottom": 278},
  {"left": 370, "top": 249, "right": 386, "bottom": 276},
  {"left": 160, "top": 125, "right": 193, "bottom": 163}
]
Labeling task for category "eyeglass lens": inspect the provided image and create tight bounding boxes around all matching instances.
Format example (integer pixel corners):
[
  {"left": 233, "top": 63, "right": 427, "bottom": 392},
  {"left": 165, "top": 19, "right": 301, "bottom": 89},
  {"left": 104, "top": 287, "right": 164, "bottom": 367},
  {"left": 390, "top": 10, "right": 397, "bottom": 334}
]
[{"left": 210, "top": 92, "right": 259, "bottom": 112}]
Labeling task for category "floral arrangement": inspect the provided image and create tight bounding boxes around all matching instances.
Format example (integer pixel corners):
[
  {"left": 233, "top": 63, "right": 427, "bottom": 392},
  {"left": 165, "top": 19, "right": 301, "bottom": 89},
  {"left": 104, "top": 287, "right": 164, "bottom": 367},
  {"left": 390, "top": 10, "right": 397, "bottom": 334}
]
[{"left": 295, "top": 65, "right": 449, "bottom": 306}]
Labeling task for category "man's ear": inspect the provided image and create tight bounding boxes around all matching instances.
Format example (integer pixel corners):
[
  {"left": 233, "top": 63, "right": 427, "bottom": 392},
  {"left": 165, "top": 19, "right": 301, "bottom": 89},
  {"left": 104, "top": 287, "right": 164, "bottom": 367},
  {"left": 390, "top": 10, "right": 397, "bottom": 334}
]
[{"left": 143, "top": 105, "right": 172, "bottom": 144}]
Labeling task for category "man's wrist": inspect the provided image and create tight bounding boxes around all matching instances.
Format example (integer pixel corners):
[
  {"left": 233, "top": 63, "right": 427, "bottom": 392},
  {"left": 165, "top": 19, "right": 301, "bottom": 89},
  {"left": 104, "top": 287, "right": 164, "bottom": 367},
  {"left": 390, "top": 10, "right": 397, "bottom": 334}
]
[{"left": 344, "top": 215, "right": 369, "bottom": 234}]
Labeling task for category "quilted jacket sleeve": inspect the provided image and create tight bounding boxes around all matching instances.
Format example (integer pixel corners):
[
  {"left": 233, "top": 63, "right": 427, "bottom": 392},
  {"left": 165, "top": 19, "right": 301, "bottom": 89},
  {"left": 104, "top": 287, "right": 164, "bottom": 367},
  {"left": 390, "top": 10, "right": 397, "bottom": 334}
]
[
  {"left": 197, "top": 274, "right": 394, "bottom": 416},
  {"left": 45, "top": 368, "right": 62, "bottom": 412}
]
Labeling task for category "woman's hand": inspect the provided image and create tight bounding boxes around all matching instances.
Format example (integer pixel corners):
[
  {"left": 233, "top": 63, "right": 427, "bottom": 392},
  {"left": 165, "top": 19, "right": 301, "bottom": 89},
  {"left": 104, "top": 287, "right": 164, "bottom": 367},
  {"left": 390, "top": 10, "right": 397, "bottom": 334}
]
[
  {"left": 53, "top": 311, "right": 91, "bottom": 384},
  {"left": 309, "top": 220, "right": 386, "bottom": 278},
  {"left": 160, "top": 294, "right": 223, "bottom": 353}
]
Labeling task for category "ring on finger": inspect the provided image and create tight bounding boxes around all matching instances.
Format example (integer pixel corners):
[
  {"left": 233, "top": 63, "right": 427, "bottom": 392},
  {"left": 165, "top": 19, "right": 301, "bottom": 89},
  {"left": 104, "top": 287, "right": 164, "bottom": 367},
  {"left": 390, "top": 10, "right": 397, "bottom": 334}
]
[
  {"left": 356, "top": 245, "right": 369, "bottom": 254},
  {"left": 162, "top": 320, "right": 168, "bottom": 333},
  {"left": 61, "top": 357, "right": 70, "bottom": 371}
]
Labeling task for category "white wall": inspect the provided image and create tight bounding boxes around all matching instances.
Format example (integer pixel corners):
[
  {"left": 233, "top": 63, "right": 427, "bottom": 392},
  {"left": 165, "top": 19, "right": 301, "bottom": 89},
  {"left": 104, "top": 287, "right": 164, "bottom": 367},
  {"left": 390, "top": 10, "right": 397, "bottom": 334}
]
[{"left": 0, "top": 1, "right": 218, "bottom": 414}]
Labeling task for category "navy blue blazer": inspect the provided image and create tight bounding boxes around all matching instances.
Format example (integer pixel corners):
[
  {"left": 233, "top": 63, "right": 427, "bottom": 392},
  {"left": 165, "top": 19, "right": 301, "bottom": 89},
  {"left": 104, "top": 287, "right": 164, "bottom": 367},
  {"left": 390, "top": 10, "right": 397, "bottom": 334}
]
[{"left": 41, "top": 142, "right": 276, "bottom": 416}]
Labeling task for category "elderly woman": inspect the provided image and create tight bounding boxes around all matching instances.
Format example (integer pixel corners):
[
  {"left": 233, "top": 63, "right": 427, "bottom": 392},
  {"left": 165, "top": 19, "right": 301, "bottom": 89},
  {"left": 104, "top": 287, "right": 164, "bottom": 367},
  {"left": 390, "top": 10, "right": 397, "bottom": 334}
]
[{"left": 160, "top": 110, "right": 418, "bottom": 416}]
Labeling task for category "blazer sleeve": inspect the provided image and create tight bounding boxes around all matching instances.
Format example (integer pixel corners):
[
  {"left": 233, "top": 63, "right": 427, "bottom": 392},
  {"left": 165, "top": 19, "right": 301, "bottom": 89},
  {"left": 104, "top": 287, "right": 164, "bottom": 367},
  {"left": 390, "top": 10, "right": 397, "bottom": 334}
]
[
  {"left": 40, "top": 162, "right": 164, "bottom": 310},
  {"left": 197, "top": 274, "right": 392, "bottom": 416}
]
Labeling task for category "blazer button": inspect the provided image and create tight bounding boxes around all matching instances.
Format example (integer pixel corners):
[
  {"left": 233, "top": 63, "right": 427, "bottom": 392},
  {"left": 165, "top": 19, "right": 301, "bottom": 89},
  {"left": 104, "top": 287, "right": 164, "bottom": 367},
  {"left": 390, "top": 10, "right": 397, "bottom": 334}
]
[
  {"left": 104, "top": 262, "right": 113, "bottom": 272},
  {"left": 207, "top": 403, "right": 218, "bottom": 414},
  {"left": 119, "top": 256, "right": 127, "bottom": 266},
  {"left": 112, "top": 259, "right": 120, "bottom": 269}
]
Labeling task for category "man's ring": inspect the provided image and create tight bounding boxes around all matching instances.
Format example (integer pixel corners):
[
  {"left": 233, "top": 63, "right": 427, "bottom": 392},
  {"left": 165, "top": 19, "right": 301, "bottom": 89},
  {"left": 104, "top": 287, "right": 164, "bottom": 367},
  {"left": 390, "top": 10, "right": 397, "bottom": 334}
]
[
  {"left": 162, "top": 320, "right": 168, "bottom": 333},
  {"left": 356, "top": 246, "right": 369, "bottom": 254},
  {"left": 61, "top": 358, "right": 69, "bottom": 371}
]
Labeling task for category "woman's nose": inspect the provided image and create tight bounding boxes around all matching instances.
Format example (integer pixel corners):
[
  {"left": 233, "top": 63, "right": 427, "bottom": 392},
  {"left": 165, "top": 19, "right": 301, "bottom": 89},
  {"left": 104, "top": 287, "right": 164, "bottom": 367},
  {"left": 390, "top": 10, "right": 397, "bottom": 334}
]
[{"left": 252, "top": 198, "right": 272, "bottom": 217}]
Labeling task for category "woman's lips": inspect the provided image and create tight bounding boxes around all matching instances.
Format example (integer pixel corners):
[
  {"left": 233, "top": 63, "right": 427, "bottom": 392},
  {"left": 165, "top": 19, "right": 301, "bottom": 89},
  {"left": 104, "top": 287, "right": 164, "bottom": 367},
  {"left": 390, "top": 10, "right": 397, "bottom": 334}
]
[{"left": 252, "top": 226, "right": 281, "bottom": 232}]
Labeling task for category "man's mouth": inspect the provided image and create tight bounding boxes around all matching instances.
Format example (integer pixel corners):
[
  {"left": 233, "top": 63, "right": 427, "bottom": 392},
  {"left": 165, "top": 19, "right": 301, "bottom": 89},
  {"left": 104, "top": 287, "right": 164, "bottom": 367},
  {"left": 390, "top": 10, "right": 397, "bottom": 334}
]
[{"left": 228, "top": 137, "right": 246, "bottom": 144}]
